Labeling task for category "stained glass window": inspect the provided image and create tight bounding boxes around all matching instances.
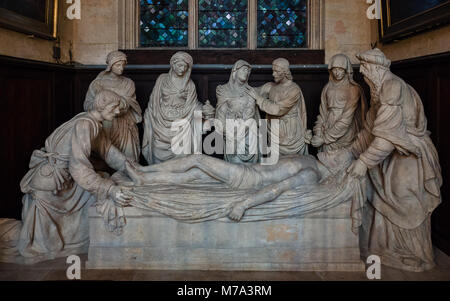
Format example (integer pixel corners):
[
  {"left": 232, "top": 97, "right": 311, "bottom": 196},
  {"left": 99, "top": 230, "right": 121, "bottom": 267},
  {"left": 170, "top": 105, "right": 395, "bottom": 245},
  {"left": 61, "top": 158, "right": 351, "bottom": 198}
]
[
  {"left": 198, "top": 0, "right": 248, "bottom": 48},
  {"left": 140, "top": 0, "right": 189, "bottom": 47},
  {"left": 257, "top": 0, "right": 307, "bottom": 48}
]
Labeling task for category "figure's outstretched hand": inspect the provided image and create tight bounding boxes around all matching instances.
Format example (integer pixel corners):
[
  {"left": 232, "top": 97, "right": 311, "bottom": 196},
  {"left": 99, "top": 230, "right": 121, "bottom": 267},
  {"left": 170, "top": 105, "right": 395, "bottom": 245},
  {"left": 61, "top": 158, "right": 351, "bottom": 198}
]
[
  {"left": 311, "top": 135, "right": 324, "bottom": 148},
  {"left": 244, "top": 86, "right": 261, "bottom": 102},
  {"left": 346, "top": 159, "right": 368, "bottom": 178},
  {"left": 109, "top": 185, "right": 133, "bottom": 207},
  {"left": 124, "top": 161, "right": 145, "bottom": 185}
]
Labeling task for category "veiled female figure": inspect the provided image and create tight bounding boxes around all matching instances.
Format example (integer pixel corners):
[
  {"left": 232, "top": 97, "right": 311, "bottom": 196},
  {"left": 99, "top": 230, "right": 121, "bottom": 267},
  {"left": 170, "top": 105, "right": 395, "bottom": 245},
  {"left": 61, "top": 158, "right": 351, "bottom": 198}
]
[
  {"left": 142, "top": 51, "right": 203, "bottom": 164},
  {"left": 311, "top": 53, "right": 366, "bottom": 152},
  {"left": 215, "top": 60, "right": 260, "bottom": 163},
  {"left": 84, "top": 51, "right": 142, "bottom": 162}
]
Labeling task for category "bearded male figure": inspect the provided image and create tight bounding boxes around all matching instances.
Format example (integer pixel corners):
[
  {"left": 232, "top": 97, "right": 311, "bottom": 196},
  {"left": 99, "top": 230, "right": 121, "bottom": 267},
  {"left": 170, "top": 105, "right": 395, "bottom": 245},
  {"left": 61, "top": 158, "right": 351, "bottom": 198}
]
[
  {"left": 347, "top": 48, "right": 442, "bottom": 272},
  {"left": 245, "top": 58, "right": 310, "bottom": 156}
]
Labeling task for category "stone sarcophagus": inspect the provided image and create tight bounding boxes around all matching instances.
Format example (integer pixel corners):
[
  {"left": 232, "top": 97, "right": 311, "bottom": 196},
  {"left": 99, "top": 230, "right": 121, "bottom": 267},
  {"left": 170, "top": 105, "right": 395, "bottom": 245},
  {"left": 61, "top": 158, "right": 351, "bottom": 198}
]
[{"left": 86, "top": 200, "right": 365, "bottom": 271}]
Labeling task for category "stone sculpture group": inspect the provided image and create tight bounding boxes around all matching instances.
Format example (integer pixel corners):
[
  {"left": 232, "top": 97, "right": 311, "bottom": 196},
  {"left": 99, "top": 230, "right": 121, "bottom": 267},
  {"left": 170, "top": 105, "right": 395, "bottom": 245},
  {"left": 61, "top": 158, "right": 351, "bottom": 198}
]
[{"left": 0, "top": 49, "right": 442, "bottom": 272}]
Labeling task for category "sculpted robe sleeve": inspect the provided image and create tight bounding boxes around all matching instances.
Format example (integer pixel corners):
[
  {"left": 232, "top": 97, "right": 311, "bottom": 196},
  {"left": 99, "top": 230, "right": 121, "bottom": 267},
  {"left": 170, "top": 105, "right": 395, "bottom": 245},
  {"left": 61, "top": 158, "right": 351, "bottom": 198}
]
[
  {"left": 215, "top": 85, "right": 228, "bottom": 135},
  {"left": 313, "top": 86, "right": 328, "bottom": 138},
  {"left": 84, "top": 80, "right": 102, "bottom": 111},
  {"left": 257, "top": 84, "right": 300, "bottom": 116},
  {"left": 69, "top": 120, "right": 115, "bottom": 201},
  {"left": 322, "top": 86, "right": 360, "bottom": 145},
  {"left": 121, "top": 79, "right": 142, "bottom": 124},
  {"left": 358, "top": 80, "right": 418, "bottom": 168}
]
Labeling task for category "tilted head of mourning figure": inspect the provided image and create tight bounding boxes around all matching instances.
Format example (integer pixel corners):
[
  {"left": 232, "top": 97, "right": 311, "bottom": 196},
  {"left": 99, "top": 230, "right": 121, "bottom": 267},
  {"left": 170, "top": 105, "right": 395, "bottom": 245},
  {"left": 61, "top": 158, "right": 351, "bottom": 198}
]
[
  {"left": 170, "top": 51, "right": 193, "bottom": 78},
  {"left": 230, "top": 59, "right": 251, "bottom": 85},
  {"left": 105, "top": 50, "right": 127, "bottom": 76},
  {"left": 356, "top": 48, "right": 391, "bottom": 88},
  {"left": 92, "top": 89, "right": 122, "bottom": 121},
  {"left": 272, "top": 58, "right": 293, "bottom": 83},
  {"left": 328, "top": 53, "right": 353, "bottom": 82}
]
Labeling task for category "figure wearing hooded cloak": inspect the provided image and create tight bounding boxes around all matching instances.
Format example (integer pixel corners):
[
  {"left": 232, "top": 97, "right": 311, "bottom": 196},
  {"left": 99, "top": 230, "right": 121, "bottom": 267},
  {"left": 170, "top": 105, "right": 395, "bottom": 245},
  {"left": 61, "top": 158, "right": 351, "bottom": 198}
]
[
  {"left": 313, "top": 54, "right": 366, "bottom": 152},
  {"left": 256, "top": 58, "right": 309, "bottom": 156},
  {"left": 84, "top": 51, "right": 142, "bottom": 162},
  {"left": 215, "top": 60, "right": 260, "bottom": 163},
  {"left": 142, "top": 52, "right": 202, "bottom": 164},
  {"left": 352, "top": 49, "right": 442, "bottom": 272}
]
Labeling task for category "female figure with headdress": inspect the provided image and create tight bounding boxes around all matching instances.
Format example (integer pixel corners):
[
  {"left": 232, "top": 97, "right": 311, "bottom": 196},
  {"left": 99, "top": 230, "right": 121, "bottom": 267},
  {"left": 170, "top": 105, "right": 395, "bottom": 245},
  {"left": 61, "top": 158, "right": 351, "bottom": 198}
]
[
  {"left": 142, "top": 51, "right": 203, "bottom": 164},
  {"left": 311, "top": 53, "right": 367, "bottom": 152},
  {"left": 215, "top": 60, "right": 260, "bottom": 163},
  {"left": 84, "top": 51, "right": 142, "bottom": 162}
]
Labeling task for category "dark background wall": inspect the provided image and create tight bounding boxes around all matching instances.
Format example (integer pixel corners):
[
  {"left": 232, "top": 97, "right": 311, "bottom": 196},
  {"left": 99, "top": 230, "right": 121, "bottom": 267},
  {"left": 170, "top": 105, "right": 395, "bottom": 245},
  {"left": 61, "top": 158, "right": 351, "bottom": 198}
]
[{"left": 0, "top": 51, "right": 449, "bottom": 255}]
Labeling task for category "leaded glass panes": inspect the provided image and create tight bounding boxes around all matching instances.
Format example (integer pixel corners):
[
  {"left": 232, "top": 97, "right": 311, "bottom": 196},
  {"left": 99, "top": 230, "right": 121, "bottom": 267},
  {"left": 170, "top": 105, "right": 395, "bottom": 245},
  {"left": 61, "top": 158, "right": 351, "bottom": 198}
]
[
  {"left": 140, "top": 0, "right": 188, "bottom": 47},
  {"left": 198, "top": 0, "right": 248, "bottom": 48},
  {"left": 257, "top": 0, "right": 307, "bottom": 48}
]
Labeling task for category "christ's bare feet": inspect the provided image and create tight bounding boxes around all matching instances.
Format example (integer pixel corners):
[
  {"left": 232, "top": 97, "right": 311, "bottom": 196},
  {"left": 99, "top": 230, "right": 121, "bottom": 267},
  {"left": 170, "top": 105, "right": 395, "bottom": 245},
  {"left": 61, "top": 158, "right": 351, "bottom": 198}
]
[{"left": 228, "top": 202, "right": 247, "bottom": 222}]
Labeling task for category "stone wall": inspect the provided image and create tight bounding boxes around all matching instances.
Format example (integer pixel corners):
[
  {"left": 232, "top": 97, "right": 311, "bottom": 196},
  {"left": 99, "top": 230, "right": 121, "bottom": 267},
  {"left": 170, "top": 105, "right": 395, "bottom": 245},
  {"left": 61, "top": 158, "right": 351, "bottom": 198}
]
[
  {"left": 71, "top": 0, "right": 119, "bottom": 65},
  {"left": 324, "top": 0, "right": 376, "bottom": 64},
  {"left": 0, "top": 0, "right": 73, "bottom": 63}
]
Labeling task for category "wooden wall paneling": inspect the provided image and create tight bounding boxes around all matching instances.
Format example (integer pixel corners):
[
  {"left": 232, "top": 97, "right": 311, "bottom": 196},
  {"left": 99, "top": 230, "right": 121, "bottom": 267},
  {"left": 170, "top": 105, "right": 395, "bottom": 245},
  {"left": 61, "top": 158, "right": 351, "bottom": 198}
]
[
  {"left": 431, "top": 63, "right": 450, "bottom": 253},
  {"left": 0, "top": 62, "right": 55, "bottom": 219},
  {"left": 391, "top": 52, "right": 450, "bottom": 255},
  {"left": 122, "top": 50, "right": 325, "bottom": 65}
]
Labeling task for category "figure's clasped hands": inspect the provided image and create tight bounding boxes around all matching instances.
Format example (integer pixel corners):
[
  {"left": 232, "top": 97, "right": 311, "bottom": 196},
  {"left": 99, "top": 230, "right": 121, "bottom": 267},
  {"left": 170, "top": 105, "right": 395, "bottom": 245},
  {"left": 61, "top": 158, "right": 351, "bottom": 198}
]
[{"left": 346, "top": 159, "right": 368, "bottom": 178}]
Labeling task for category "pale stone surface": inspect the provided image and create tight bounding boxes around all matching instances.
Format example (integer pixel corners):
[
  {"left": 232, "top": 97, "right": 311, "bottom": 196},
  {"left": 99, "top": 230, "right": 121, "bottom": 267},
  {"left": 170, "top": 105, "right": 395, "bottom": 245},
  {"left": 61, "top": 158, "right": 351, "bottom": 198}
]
[
  {"left": 84, "top": 51, "right": 142, "bottom": 162},
  {"left": 86, "top": 205, "right": 365, "bottom": 271},
  {"left": 0, "top": 90, "right": 134, "bottom": 263},
  {"left": 312, "top": 53, "right": 366, "bottom": 152},
  {"left": 71, "top": 0, "right": 119, "bottom": 64},
  {"left": 142, "top": 52, "right": 208, "bottom": 164},
  {"left": 324, "top": 0, "right": 375, "bottom": 64},
  {"left": 246, "top": 58, "right": 310, "bottom": 156},
  {"left": 215, "top": 60, "right": 260, "bottom": 163},
  {"left": 351, "top": 48, "right": 442, "bottom": 272},
  {"left": 86, "top": 147, "right": 366, "bottom": 271}
]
